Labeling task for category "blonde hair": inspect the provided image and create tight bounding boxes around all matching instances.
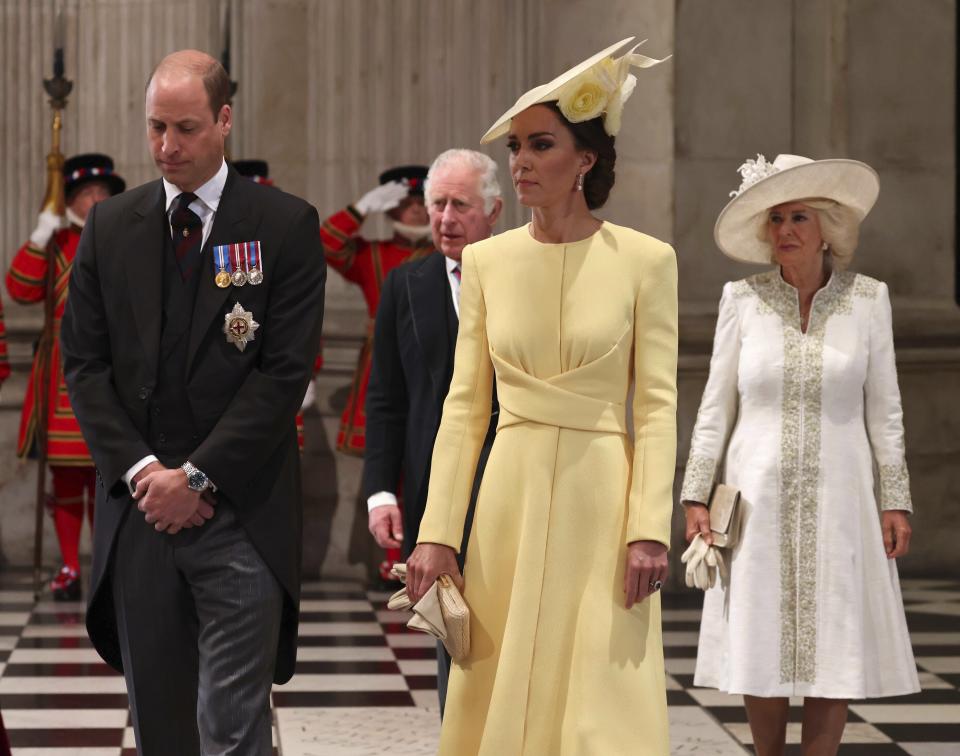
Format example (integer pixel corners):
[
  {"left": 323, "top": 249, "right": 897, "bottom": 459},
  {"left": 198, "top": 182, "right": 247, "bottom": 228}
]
[{"left": 756, "top": 197, "right": 863, "bottom": 269}]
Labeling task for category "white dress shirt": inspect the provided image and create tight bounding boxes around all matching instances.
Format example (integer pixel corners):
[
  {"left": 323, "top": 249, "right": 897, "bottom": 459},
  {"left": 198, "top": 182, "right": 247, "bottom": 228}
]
[
  {"left": 367, "top": 254, "right": 462, "bottom": 512},
  {"left": 122, "top": 160, "right": 229, "bottom": 493}
]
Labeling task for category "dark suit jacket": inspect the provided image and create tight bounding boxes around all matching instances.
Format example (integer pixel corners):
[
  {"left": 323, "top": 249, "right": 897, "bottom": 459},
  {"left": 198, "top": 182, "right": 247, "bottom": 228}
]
[
  {"left": 60, "top": 167, "right": 325, "bottom": 683},
  {"left": 363, "top": 252, "right": 496, "bottom": 556}
]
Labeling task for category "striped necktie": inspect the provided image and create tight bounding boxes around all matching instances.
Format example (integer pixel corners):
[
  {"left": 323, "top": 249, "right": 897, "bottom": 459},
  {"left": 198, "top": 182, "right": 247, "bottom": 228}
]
[
  {"left": 170, "top": 192, "right": 203, "bottom": 281},
  {"left": 451, "top": 264, "right": 462, "bottom": 312}
]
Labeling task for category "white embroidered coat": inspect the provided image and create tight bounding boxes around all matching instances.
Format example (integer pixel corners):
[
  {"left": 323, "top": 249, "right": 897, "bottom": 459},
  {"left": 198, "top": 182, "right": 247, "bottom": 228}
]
[{"left": 681, "top": 269, "right": 920, "bottom": 699}]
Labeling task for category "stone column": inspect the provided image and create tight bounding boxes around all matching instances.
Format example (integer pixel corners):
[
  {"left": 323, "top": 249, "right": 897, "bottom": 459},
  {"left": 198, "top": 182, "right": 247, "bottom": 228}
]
[{"left": 673, "top": 0, "right": 959, "bottom": 575}]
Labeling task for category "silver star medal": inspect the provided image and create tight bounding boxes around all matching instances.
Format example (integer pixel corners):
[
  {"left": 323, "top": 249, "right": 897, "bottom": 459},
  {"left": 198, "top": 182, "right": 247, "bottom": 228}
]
[{"left": 223, "top": 302, "right": 259, "bottom": 352}]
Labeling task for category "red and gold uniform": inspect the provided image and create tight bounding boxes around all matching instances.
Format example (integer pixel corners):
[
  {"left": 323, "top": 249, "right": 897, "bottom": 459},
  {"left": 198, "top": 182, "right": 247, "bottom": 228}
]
[
  {"left": 12, "top": 152, "right": 125, "bottom": 600},
  {"left": 320, "top": 206, "right": 433, "bottom": 455},
  {"left": 7, "top": 226, "right": 96, "bottom": 595},
  {"left": 0, "top": 296, "right": 11, "bottom": 386},
  {"left": 7, "top": 227, "right": 91, "bottom": 466}
]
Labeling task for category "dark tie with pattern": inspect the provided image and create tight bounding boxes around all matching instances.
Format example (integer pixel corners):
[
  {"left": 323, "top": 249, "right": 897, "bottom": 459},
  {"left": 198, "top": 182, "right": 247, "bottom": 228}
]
[
  {"left": 451, "top": 264, "right": 462, "bottom": 311},
  {"left": 170, "top": 192, "right": 203, "bottom": 281}
]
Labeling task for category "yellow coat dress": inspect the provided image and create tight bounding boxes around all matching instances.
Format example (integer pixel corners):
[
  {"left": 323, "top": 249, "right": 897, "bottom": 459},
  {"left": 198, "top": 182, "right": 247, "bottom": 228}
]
[{"left": 417, "top": 221, "right": 679, "bottom": 755}]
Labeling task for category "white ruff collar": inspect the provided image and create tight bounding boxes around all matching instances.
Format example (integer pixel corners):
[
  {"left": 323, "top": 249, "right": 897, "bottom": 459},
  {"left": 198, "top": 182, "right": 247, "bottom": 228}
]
[
  {"left": 393, "top": 221, "right": 432, "bottom": 242},
  {"left": 66, "top": 207, "right": 85, "bottom": 229}
]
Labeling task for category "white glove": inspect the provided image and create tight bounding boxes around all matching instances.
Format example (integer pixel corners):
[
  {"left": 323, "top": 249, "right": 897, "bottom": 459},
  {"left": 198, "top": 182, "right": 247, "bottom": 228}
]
[
  {"left": 708, "top": 544, "right": 728, "bottom": 585},
  {"left": 681, "top": 535, "right": 706, "bottom": 589},
  {"left": 354, "top": 181, "right": 409, "bottom": 215},
  {"left": 681, "top": 534, "right": 721, "bottom": 590},
  {"left": 300, "top": 379, "right": 316, "bottom": 412},
  {"left": 29, "top": 210, "right": 64, "bottom": 249}
]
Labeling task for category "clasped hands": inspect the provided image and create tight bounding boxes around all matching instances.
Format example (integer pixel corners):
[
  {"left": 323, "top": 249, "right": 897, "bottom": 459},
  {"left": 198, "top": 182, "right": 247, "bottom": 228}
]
[
  {"left": 132, "top": 461, "right": 215, "bottom": 534},
  {"left": 404, "top": 539, "right": 667, "bottom": 610}
]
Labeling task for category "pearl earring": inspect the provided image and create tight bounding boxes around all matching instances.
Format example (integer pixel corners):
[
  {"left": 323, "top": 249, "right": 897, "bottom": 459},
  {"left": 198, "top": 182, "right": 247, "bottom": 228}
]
[
  {"left": 575, "top": 173, "right": 584, "bottom": 191},
  {"left": 821, "top": 242, "right": 829, "bottom": 252}
]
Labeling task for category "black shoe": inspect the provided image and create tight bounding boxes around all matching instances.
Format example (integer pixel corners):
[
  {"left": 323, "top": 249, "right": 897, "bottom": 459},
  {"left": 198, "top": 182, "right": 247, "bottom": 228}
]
[{"left": 50, "top": 566, "right": 81, "bottom": 601}]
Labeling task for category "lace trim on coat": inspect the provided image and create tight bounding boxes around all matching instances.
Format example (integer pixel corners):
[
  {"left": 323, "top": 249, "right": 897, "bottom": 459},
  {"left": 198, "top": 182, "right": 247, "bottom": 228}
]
[
  {"left": 680, "top": 454, "right": 716, "bottom": 503},
  {"left": 879, "top": 461, "right": 913, "bottom": 512}
]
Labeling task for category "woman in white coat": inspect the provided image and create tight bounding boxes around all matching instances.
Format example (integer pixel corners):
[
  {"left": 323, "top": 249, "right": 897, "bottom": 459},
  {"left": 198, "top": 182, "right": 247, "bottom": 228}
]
[{"left": 680, "top": 154, "right": 919, "bottom": 756}]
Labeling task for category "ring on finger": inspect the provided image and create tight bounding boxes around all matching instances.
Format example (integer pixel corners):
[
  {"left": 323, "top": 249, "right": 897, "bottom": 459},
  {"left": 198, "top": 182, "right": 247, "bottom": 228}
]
[{"left": 648, "top": 579, "right": 663, "bottom": 591}]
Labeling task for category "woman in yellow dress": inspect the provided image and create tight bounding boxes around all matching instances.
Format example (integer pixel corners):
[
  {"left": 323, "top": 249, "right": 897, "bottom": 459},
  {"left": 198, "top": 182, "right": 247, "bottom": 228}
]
[{"left": 406, "top": 38, "right": 676, "bottom": 755}]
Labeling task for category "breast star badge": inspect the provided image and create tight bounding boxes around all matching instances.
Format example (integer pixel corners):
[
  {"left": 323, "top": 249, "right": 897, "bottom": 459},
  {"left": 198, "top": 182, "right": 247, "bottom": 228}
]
[{"left": 223, "top": 302, "right": 259, "bottom": 352}]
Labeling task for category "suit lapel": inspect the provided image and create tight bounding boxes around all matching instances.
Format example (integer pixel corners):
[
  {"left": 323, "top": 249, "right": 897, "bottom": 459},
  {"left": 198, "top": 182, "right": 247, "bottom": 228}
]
[
  {"left": 186, "top": 167, "right": 260, "bottom": 374},
  {"left": 406, "top": 253, "right": 450, "bottom": 398},
  {"left": 124, "top": 182, "right": 167, "bottom": 377}
]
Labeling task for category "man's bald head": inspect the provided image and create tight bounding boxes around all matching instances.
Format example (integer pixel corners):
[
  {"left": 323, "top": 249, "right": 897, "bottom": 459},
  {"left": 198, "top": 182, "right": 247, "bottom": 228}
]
[{"left": 147, "top": 50, "right": 231, "bottom": 122}]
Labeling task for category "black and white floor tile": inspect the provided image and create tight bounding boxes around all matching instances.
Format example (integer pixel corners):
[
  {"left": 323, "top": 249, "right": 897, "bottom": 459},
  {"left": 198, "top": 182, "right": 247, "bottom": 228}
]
[{"left": 0, "top": 569, "right": 956, "bottom": 755}]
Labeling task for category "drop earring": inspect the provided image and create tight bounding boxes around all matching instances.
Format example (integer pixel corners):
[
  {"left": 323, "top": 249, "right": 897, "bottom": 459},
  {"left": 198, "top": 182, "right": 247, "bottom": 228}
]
[
  {"left": 575, "top": 173, "right": 584, "bottom": 191},
  {"left": 821, "top": 241, "right": 829, "bottom": 252}
]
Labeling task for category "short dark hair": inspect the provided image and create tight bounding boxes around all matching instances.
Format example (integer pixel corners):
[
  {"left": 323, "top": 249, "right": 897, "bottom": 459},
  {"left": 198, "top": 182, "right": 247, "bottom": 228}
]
[
  {"left": 147, "top": 56, "right": 231, "bottom": 122},
  {"left": 201, "top": 61, "right": 231, "bottom": 121},
  {"left": 544, "top": 102, "right": 617, "bottom": 210}
]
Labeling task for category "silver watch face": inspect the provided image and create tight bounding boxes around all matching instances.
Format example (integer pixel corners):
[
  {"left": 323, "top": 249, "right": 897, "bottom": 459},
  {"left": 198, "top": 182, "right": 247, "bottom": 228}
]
[{"left": 187, "top": 469, "right": 207, "bottom": 490}]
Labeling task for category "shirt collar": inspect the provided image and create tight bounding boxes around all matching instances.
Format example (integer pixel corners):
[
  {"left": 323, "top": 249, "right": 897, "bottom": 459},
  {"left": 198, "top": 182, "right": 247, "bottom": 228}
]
[
  {"left": 163, "top": 159, "right": 228, "bottom": 214},
  {"left": 445, "top": 256, "right": 460, "bottom": 275}
]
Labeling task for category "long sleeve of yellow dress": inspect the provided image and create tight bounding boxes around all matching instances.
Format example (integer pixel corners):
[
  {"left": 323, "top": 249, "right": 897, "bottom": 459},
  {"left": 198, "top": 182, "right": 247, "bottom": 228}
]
[
  {"left": 416, "top": 244, "right": 493, "bottom": 551},
  {"left": 625, "top": 242, "right": 679, "bottom": 547}
]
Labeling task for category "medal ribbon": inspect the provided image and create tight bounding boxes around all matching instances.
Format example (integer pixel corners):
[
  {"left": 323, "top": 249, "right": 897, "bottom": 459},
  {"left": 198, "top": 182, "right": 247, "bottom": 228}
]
[
  {"left": 213, "top": 244, "right": 233, "bottom": 274},
  {"left": 231, "top": 244, "right": 246, "bottom": 276},
  {"left": 247, "top": 241, "right": 262, "bottom": 275}
]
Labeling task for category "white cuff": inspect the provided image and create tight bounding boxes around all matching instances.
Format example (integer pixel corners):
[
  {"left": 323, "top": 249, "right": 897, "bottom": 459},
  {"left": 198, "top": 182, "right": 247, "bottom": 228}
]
[
  {"left": 367, "top": 491, "right": 398, "bottom": 512},
  {"left": 123, "top": 455, "right": 159, "bottom": 495}
]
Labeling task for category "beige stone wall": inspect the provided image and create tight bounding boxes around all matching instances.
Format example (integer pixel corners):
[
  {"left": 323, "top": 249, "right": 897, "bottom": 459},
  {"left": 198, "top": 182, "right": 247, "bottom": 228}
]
[
  {"left": 0, "top": 0, "right": 676, "bottom": 574},
  {"left": 0, "top": 0, "right": 955, "bottom": 579}
]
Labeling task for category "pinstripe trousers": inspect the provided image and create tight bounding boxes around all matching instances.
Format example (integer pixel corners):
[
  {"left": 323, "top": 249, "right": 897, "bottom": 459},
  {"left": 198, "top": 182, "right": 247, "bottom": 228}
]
[{"left": 112, "top": 498, "right": 283, "bottom": 755}]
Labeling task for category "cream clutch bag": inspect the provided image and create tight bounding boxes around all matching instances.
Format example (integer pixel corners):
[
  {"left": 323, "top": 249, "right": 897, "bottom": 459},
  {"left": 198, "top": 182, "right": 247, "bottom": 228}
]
[
  {"left": 708, "top": 483, "right": 742, "bottom": 549},
  {"left": 387, "top": 565, "right": 470, "bottom": 662},
  {"left": 681, "top": 483, "right": 743, "bottom": 590}
]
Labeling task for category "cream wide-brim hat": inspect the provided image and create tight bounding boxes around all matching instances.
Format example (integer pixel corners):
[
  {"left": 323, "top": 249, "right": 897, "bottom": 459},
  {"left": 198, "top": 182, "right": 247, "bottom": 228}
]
[
  {"left": 714, "top": 154, "right": 880, "bottom": 265},
  {"left": 479, "top": 37, "right": 668, "bottom": 144}
]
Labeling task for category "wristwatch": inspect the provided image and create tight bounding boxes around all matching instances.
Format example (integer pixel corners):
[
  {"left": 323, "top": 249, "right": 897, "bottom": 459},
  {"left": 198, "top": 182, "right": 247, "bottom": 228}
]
[{"left": 181, "top": 461, "right": 211, "bottom": 493}]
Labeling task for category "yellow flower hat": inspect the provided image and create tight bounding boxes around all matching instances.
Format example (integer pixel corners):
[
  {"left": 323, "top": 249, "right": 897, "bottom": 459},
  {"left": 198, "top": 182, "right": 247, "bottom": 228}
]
[{"left": 479, "top": 37, "right": 670, "bottom": 144}]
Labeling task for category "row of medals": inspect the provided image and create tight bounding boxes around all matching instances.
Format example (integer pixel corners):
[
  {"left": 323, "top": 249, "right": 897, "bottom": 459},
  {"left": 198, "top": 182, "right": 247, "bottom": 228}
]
[{"left": 215, "top": 264, "right": 263, "bottom": 288}]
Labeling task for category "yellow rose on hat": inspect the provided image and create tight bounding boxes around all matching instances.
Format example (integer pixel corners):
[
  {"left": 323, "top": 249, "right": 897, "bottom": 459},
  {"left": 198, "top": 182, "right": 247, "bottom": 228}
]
[
  {"left": 558, "top": 68, "right": 610, "bottom": 123},
  {"left": 480, "top": 37, "right": 671, "bottom": 144}
]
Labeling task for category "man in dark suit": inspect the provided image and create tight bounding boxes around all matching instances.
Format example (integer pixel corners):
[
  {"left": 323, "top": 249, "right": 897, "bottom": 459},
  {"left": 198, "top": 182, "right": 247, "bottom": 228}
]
[
  {"left": 60, "top": 50, "right": 325, "bottom": 755},
  {"left": 362, "top": 149, "right": 502, "bottom": 713}
]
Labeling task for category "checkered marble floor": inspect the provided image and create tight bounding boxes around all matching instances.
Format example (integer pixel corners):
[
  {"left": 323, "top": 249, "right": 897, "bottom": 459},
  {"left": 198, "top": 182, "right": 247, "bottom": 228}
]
[{"left": 0, "top": 569, "right": 956, "bottom": 755}]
